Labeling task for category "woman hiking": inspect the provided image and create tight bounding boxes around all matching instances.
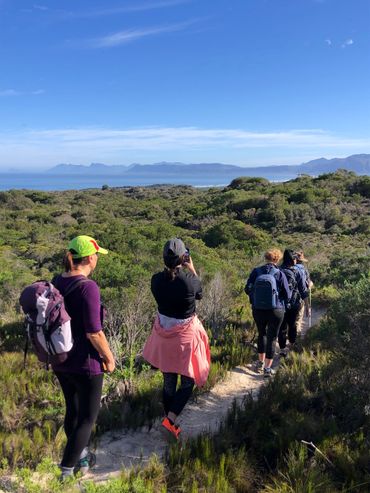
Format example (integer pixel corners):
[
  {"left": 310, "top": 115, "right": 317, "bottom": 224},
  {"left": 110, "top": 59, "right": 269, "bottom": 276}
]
[
  {"left": 52, "top": 235, "right": 115, "bottom": 481},
  {"left": 278, "top": 249, "right": 310, "bottom": 356},
  {"left": 143, "top": 238, "right": 210, "bottom": 439},
  {"left": 295, "top": 250, "right": 313, "bottom": 333},
  {"left": 245, "top": 248, "right": 291, "bottom": 378}
]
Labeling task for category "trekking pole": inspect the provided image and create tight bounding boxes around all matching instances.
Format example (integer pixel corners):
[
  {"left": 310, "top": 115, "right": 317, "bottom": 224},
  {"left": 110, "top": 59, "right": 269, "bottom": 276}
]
[
  {"left": 301, "top": 440, "right": 334, "bottom": 467},
  {"left": 308, "top": 288, "right": 312, "bottom": 328}
]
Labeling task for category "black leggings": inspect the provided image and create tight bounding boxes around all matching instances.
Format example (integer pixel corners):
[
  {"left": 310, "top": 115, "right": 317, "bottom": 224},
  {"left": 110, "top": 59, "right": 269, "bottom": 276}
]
[
  {"left": 163, "top": 373, "right": 194, "bottom": 417},
  {"left": 55, "top": 372, "right": 103, "bottom": 468},
  {"left": 253, "top": 308, "right": 285, "bottom": 359},
  {"left": 278, "top": 305, "right": 301, "bottom": 349}
]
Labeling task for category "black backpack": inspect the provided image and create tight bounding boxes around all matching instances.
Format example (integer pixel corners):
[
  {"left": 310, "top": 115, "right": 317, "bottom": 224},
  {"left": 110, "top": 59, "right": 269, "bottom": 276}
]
[{"left": 280, "top": 267, "right": 301, "bottom": 309}]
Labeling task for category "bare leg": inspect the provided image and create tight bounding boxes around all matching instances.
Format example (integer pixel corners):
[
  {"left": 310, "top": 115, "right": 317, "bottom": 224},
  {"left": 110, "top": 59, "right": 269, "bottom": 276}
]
[{"left": 264, "top": 358, "right": 273, "bottom": 368}]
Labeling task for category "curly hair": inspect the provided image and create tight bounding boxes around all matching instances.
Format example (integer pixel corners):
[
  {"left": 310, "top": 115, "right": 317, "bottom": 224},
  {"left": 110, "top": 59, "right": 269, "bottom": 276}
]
[{"left": 264, "top": 248, "right": 283, "bottom": 264}]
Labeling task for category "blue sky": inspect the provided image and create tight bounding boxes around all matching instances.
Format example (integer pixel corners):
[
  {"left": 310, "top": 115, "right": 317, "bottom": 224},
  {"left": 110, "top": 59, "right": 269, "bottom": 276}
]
[{"left": 0, "top": 0, "right": 369, "bottom": 170}]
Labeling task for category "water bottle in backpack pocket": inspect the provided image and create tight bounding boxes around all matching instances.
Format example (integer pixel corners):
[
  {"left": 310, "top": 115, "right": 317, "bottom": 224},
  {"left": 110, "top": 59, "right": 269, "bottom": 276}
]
[{"left": 252, "top": 267, "right": 279, "bottom": 310}]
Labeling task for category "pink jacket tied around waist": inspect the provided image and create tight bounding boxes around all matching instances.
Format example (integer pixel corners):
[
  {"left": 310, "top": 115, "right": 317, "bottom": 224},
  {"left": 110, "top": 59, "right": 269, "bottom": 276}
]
[{"left": 143, "top": 314, "right": 210, "bottom": 387}]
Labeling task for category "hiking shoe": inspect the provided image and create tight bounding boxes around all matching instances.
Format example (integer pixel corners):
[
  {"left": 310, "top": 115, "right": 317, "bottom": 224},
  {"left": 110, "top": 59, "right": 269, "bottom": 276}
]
[
  {"left": 161, "top": 417, "right": 182, "bottom": 440},
  {"left": 74, "top": 451, "right": 96, "bottom": 475},
  {"left": 59, "top": 465, "right": 74, "bottom": 483},
  {"left": 253, "top": 360, "right": 264, "bottom": 374},
  {"left": 279, "top": 347, "right": 288, "bottom": 358},
  {"left": 59, "top": 473, "right": 74, "bottom": 484},
  {"left": 263, "top": 367, "right": 275, "bottom": 378}
]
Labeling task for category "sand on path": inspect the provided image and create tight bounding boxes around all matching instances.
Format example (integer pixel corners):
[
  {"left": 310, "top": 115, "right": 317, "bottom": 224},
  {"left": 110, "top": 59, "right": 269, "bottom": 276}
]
[{"left": 87, "top": 307, "right": 325, "bottom": 481}]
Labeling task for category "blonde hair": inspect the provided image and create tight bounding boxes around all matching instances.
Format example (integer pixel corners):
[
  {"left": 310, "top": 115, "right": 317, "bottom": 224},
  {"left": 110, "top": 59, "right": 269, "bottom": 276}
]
[{"left": 264, "top": 248, "right": 283, "bottom": 264}]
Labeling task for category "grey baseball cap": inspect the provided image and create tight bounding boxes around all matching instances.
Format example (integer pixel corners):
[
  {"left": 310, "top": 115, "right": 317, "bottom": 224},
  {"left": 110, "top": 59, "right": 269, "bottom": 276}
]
[{"left": 163, "top": 238, "right": 187, "bottom": 258}]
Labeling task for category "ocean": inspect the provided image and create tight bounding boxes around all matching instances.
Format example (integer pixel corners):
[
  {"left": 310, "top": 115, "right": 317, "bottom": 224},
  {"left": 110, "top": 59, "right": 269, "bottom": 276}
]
[{"left": 0, "top": 172, "right": 298, "bottom": 191}]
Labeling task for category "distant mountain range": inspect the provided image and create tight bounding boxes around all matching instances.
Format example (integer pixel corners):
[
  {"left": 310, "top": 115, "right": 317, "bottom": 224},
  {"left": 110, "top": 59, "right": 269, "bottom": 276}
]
[{"left": 47, "top": 154, "right": 370, "bottom": 181}]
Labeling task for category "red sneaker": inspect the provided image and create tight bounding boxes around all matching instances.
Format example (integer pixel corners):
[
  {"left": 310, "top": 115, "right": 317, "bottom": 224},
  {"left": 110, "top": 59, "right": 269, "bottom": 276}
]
[{"left": 161, "top": 417, "right": 182, "bottom": 440}]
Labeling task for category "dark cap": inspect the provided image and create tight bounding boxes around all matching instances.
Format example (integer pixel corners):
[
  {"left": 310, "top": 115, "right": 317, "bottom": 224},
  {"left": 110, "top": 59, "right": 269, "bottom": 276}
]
[
  {"left": 163, "top": 238, "right": 186, "bottom": 268},
  {"left": 283, "top": 249, "right": 297, "bottom": 265}
]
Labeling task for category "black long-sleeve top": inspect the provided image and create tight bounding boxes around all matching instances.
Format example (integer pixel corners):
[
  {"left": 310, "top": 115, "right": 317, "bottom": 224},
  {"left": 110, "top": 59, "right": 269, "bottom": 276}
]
[
  {"left": 280, "top": 263, "right": 309, "bottom": 302},
  {"left": 151, "top": 270, "right": 202, "bottom": 319}
]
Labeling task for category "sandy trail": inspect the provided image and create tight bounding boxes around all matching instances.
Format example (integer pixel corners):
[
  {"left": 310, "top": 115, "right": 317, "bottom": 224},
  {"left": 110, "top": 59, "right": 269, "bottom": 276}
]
[{"left": 87, "top": 307, "right": 325, "bottom": 481}]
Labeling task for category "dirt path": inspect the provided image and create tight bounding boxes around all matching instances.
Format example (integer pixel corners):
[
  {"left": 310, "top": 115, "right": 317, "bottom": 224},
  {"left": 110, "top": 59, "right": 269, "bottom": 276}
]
[{"left": 87, "top": 307, "right": 326, "bottom": 482}]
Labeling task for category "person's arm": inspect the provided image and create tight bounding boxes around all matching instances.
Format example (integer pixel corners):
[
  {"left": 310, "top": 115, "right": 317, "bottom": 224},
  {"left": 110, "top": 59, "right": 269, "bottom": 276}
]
[
  {"left": 193, "top": 276, "right": 203, "bottom": 300},
  {"left": 192, "top": 275, "right": 203, "bottom": 300},
  {"left": 183, "top": 257, "right": 203, "bottom": 299},
  {"left": 296, "top": 270, "right": 309, "bottom": 300},
  {"left": 86, "top": 331, "right": 115, "bottom": 372},
  {"left": 82, "top": 281, "right": 115, "bottom": 372},
  {"left": 296, "top": 270, "right": 310, "bottom": 317},
  {"left": 244, "top": 269, "right": 256, "bottom": 296},
  {"left": 305, "top": 268, "right": 314, "bottom": 289},
  {"left": 183, "top": 256, "right": 197, "bottom": 276}
]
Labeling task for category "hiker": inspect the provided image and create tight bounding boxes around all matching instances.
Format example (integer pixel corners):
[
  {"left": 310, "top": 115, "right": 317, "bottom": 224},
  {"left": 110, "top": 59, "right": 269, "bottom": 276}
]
[
  {"left": 278, "top": 249, "right": 310, "bottom": 356},
  {"left": 295, "top": 250, "right": 313, "bottom": 333},
  {"left": 143, "top": 238, "right": 210, "bottom": 439},
  {"left": 52, "top": 235, "right": 115, "bottom": 481},
  {"left": 245, "top": 248, "right": 291, "bottom": 378}
]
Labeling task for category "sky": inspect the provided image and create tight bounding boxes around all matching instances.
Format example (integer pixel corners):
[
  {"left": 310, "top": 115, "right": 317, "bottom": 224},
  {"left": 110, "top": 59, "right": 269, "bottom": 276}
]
[{"left": 0, "top": 0, "right": 369, "bottom": 170}]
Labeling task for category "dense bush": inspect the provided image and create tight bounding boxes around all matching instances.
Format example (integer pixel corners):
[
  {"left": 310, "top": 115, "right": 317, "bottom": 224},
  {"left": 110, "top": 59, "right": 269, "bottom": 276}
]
[
  {"left": 164, "top": 276, "right": 370, "bottom": 493},
  {"left": 0, "top": 172, "right": 368, "bottom": 490}
]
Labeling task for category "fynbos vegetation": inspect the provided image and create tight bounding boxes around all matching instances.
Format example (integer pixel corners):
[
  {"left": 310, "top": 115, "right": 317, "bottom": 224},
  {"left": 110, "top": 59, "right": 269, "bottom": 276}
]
[{"left": 0, "top": 171, "right": 369, "bottom": 491}]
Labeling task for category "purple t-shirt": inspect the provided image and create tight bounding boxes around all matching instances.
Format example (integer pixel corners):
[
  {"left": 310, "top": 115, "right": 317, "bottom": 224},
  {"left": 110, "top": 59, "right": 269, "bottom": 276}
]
[{"left": 52, "top": 275, "right": 104, "bottom": 376}]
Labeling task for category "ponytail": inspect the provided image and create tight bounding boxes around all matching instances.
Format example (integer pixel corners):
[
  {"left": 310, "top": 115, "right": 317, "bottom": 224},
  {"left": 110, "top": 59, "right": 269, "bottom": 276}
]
[
  {"left": 63, "top": 249, "right": 85, "bottom": 272},
  {"left": 164, "top": 266, "right": 180, "bottom": 281},
  {"left": 163, "top": 253, "right": 184, "bottom": 280}
]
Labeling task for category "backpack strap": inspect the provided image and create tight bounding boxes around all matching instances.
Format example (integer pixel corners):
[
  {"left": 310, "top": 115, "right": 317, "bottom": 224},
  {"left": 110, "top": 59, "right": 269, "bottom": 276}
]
[
  {"left": 63, "top": 277, "right": 91, "bottom": 298},
  {"left": 23, "top": 320, "right": 29, "bottom": 369},
  {"left": 266, "top": 264, "right": 279, "bottom": 277},
  {"left": 52, "top": 275, "right": 91, "bottom": 298}
]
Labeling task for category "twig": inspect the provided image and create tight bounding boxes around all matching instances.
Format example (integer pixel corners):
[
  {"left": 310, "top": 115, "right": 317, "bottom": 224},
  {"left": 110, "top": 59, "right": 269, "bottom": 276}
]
[
  {"left": 301, "top": 440, "right": 335, "bottom": 467},
  {"left": 263, "top": 455, "right": 273, "bottom": 474},
  {"left": 342, "top": 481, "right": 370, "bottom": 492}
]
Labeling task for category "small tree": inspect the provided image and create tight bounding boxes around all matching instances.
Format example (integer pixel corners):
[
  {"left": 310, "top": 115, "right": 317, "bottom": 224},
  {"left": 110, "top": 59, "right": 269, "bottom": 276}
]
[
  {"left": 103, "top": 285, "right": 155, "bottom": 376},
  {"left": 197, "top": 272, "right": 233, "bottom": 336}
]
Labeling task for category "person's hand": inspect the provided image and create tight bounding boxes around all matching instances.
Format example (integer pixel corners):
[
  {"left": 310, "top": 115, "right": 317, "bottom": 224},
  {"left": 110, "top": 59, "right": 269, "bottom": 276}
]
[
  {"left": 102, "top": 357, "right": 115, "bottom": 373},
  {"left": 183, "top": 256, "right": 197, "bottom": 275}
]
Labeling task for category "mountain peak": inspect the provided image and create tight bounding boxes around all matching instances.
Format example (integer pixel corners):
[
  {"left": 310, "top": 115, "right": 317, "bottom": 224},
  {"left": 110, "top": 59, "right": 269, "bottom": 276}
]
[{"left": 46, "top": 154, "right": 370, "bottom": 179}]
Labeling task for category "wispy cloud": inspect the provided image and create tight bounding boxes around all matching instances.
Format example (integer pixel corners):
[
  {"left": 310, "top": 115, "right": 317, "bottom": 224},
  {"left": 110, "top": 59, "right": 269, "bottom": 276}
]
[
  {"left": 4, "top": 126, "right": 370, "bottom": 151},
  {"left": 0, "top": 89, "right": 45, "bottom": 97},
  {"left": 24, "top": 1, "right": 190, "bottom": 19},
  {"left": 341, "top": 38, "right": 354, "bottom": 48},
  {"left": 325, "top": 38, "right": 332, "bottom": 46},
  {"left": 0, "top": 89, "right": 20, "bottom": 97},
  {"left": 33, "top": 4, "right": 48, "bottom": 11},
  {"left": 70, "top": 0, "right": 191, "bottom": 19},
  {"left": 75, "top": 19, "right": 200, "bottom": 48},
  {"left": 1, "top": 126, "right": 369, "bottom": 168}
]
